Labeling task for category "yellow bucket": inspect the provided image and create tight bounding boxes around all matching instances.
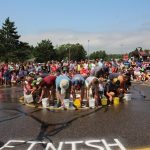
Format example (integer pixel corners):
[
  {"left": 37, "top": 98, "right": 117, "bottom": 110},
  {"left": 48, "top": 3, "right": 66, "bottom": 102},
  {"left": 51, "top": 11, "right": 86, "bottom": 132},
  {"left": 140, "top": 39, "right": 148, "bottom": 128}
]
[
  {"left": 101, "top": 98, "right": 107, "bottom": 106},
  {"left": 73, "top": 99, "right": 81, "bottom": 108},
  {"left": 113, "top": 97, "right": 120, "bottom": 105}
]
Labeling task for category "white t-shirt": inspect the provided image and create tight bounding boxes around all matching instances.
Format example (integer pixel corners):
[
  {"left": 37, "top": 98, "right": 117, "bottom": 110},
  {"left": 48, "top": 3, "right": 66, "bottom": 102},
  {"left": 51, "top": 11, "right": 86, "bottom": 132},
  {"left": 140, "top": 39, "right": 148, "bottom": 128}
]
[{"left": 85, "top": 76, "right": 97, "bottom": 88}]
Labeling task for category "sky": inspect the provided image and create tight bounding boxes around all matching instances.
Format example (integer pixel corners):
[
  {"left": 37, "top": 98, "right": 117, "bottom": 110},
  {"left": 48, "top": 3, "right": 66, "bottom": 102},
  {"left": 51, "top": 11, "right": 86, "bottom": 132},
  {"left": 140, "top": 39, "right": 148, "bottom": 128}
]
[{"left": 0, "top": 0, "right": 150, "bottom": 54}]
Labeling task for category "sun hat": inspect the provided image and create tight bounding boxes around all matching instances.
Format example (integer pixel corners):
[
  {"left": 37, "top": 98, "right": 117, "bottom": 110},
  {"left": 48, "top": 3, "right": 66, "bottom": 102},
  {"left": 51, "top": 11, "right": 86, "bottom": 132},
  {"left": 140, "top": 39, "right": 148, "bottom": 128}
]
[
  {"left": 60, "top": 79, "right": 69, "bottom": 94},
  {"left": 36, "top": 77, "right": 43, "bottom": 85}
]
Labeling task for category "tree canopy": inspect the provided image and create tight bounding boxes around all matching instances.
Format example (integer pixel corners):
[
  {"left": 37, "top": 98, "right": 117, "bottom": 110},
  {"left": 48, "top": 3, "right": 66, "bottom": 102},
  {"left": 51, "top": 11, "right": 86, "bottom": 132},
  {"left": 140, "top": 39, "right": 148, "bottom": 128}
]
[
  {"left": 89, "top": 50, "right": 107, "bottom": 60},
  {"left": 1, "top": 17, "right": 148, "bottom": 63},
  {"left": 56, "top": 43, "right": 87, "bottom": 61},
  {"left": 33, "top": 39, "right": 56, "bottom": 62},
  {"left": 0, "top": 17, "right": 31, "bottom": 62}
]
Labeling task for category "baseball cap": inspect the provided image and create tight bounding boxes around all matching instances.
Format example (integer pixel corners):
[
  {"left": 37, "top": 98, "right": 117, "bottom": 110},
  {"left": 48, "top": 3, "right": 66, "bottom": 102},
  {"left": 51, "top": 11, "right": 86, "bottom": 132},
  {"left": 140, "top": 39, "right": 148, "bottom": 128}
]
[
  {"left": 36, "top": 77, "right": 43, "bottom": 85},
  {"left": 31, "top": 80, "right": 37, "bottom": 86}
]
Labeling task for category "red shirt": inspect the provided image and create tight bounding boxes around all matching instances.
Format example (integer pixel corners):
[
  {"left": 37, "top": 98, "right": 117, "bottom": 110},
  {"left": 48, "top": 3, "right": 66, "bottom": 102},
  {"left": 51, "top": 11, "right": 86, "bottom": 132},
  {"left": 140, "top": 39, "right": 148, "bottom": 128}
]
[
  {"left": 80, "top": 68, "right": 89, "bottom": 75},
  {"left": 42, "top": 75, "right": 56, "bottom": 88},
  {"left": 51, "top": 65, "right": 57, "bottom": 72}
]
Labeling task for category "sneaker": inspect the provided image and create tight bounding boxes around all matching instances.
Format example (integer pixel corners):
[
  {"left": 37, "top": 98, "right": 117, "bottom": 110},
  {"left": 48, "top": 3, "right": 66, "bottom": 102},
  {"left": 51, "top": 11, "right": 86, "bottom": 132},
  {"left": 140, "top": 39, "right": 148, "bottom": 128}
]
[
  {"left": 37, "top": 100, "right": 42, "bottom": 104},
  {"left": 108, "top": 102, "right": 113, "bottom": 106},
  {"left": 59, "top": 105, "right": 64, "bottom": 108},
  {"left": 81, "top": 104, "right": 86, "bottom": 108},
  {"left": 59, "top": 104, "right": 67, "bottom": 109},
  {"left": 55, "top": 101, "right": 61, "bottom": 108}
]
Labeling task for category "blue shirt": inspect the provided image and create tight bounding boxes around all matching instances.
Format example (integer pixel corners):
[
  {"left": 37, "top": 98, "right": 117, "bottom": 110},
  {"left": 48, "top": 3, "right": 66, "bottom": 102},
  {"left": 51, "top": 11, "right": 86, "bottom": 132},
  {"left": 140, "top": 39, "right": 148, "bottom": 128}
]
[
  {"left": 71, "top": 74, "right": 85, "bottom": 85},
  {"left": 56, "top": 75, "right": 70, "bottom": 91}
]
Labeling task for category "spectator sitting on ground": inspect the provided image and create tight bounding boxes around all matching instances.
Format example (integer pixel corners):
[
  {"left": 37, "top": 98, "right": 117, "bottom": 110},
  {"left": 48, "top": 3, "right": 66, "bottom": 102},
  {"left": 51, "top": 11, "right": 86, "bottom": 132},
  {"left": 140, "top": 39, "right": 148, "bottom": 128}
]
[{"left": 104, "top": 76, "right": 121, "bottom": 105}]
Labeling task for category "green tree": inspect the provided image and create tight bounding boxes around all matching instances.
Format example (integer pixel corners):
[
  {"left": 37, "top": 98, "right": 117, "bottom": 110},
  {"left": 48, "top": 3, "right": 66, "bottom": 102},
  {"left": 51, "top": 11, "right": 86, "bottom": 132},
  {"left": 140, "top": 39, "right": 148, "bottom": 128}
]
[
  {"left": 70, "top": 43, "right": 87, "bottom": 61},
  {"left": 55, "top": 44, "right": 68, "bottom": 61},
  {"left": 0, "top": 17, "right": 31, "bottom": 62},
  {"left": 107, "top": 54, "right": 123, "bottom": 60},
  {"left": 56, "top": 43, "right": 87, "bottom": 61},
  {"left": 33, "top": 39, "right": 55, "bottom": 62},
  {"left": 89, "top": 50, "right": 107, "bottom": 60},
  {"left": 15, "top": 42, "right": 32, "bottom": 62},
  {"left": 0, "top": 17, "right": 20, "bottom": 62}
]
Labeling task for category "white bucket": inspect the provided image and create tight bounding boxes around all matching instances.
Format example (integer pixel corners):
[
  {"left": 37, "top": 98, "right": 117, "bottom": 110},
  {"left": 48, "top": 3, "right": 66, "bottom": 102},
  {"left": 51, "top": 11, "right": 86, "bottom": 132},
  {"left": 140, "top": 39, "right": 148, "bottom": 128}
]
[
  {"left": 42, "top": 98, "right": 49, "bottom": 108},
  {"left": 89, "top": 98, "right": 95, "bottom": 108},
  {"left": 76, "top": 94, "right": 80, "bottom": 98},
  {"left": 64, "top": 99, "right": 70, "bottom": 108},
  {"left": 24, "top": 94, "right": 33, "bottom": 103},
  {"left": 124, "top": 93, "right": 132, "bottom": 101}
]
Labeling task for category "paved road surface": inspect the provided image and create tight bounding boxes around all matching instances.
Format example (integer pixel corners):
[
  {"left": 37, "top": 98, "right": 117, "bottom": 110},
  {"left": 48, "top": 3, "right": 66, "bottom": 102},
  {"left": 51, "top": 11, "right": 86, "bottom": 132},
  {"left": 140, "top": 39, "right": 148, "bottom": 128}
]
[{"left": 0, "top": 82, "right": 150, "bottom": 150}]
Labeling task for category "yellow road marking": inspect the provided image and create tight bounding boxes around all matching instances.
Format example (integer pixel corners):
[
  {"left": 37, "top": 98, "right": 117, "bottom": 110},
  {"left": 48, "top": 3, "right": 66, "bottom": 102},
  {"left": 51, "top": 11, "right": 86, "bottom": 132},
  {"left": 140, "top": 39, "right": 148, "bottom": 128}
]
[{"left": 19, "top": 97, "right": 95, "bottom": 110}]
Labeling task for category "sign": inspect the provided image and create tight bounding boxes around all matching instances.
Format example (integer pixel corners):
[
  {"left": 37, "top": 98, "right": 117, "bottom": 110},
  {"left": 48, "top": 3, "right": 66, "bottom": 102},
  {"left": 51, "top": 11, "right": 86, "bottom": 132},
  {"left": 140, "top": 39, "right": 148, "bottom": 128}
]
[{"left": 0, "top": 139, "right": 126, "bottom": 150}]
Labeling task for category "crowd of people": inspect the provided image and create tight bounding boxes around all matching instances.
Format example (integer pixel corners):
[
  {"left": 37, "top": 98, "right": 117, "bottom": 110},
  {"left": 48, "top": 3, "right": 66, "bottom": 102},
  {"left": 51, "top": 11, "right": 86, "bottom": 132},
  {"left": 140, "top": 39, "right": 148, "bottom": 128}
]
[{"left": 0, "top": 58, "right": 149, "bottom": 108}]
